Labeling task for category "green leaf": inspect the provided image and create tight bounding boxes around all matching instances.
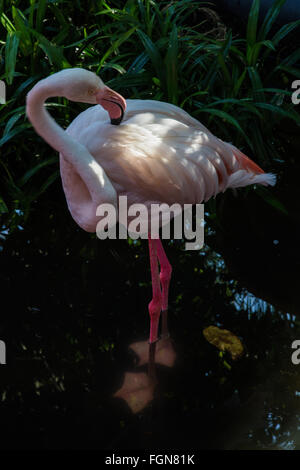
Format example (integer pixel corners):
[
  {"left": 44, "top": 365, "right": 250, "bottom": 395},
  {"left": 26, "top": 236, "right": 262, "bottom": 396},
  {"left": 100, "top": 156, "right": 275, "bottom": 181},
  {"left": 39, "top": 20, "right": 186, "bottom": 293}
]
[
  {"left": 250, "top": 39, "right": 276, "bottom": 65},
  {"left": 64, "top": 29, "right": 100, "bottom": 49},
  {"left": 12, "top": 75, "right": 41, "bottom": 99},
  {"left": 255, "top": 186, "right": 288, "bottom": 215},
  {"left": 31, "top": 170, "right": 60, "bottom": 199},
  {"left": 180, "top": 91, "right": 209, "bottom": 108},
  {"left": 28, "top": 28, "right": 70, "bottom": 68},
  {"left": 281, "top": 48, "right": 300, "bottom": 67},
  {"left": 5, "top": 31, "right": 20, "bottom": 85},
  {"left": 97, "top": 26, "right": 137, "bottom": 72},
  {"left": 108, "top": 72, "right": 152, "bottom": 89},
  {"left": 0, "top": 12, "right": 15, "bottom": 33},
  {"left": 246, "top": 0, "right": 260, "bottom": 46},
  {"left": 250, "top": 123, "right": 270, "bottom": 162},
  {"left": 194, "top": 106, "right": 247, "bottom": 139},
  {"left": 0, "top": 196, "right": 8, "bottom": 214},
  {"left": 36, "top": 0, "right": 47, "bottom": 33},
  {"left": 207, "top": 98, "right": 263, "bottom": 118},
  {"left": 277, "top": 65, "right": 300, "bottom": 79},
  {"left": 19, "top": 157, "right": 57, "bottom": 186},
  {"left": 272, "top": 20, "right": 300, "bottom": 46},
  {"left": 12, "top": 7, "right": 32, "bottom": 56},
  {"left": 217, "top": 53, "right": 231, "bottom": 86},
  {"left": 2, "top": 112, "right": 23, "bottom": 137},
  {"left": 255, "top": 102, "right": 300, "bottom": 124},
  {"left": 128, "top": 52, "right": 149, "bottom": 73},
  {"left": 258, "top": 0, "right": 287, "bottom": 41},
  {"left": 136, "top": 29, "right": 164, "bottom": 84},
  {"left": 256, "top": 87, "right": 291, "bottom": 95},
  {"left": 248, "top": 66, "right": 265, "bottom": 102},
  {"left": 0, "top": 123, "right": 31, "bottom": 146},
  {"left": 102, "top": 63, "right": 126, "bottom": 74},
  {"left": 49, "top": 3, "right": 69, "bottom": 28},
  {"left": 165, "top": 25, "right": 178, "bottom": 104}
]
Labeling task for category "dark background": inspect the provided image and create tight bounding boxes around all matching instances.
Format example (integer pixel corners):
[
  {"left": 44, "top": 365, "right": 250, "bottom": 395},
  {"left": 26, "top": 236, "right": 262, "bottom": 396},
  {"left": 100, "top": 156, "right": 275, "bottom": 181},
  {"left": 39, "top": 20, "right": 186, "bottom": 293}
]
[{"left": 0, "top": 0, "right": 300, "bottom": 450}]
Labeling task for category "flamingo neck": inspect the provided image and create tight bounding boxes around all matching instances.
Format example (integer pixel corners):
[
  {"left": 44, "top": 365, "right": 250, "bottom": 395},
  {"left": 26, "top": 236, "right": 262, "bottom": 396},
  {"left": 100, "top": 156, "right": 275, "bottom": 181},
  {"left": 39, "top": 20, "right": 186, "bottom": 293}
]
[
  {"left": 26, "top": 82, "right": 80, "bottom": 159},
  {"left": 26, "top": 79, "right": 118, "bottom": 232}
]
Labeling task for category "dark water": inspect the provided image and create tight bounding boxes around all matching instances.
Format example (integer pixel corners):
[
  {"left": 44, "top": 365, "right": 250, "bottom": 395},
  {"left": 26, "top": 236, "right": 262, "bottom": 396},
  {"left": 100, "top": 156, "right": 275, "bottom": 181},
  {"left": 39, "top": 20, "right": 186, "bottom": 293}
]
[{"left": 0, "top": 178, "right": 300, "bottom": 450}]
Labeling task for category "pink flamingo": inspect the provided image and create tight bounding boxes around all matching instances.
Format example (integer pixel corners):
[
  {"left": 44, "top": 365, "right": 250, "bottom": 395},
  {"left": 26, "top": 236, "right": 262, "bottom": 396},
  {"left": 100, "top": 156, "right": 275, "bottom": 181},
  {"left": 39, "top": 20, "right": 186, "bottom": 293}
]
[{"left": 26, "top": 68, "right": 275, "bottom": 350}]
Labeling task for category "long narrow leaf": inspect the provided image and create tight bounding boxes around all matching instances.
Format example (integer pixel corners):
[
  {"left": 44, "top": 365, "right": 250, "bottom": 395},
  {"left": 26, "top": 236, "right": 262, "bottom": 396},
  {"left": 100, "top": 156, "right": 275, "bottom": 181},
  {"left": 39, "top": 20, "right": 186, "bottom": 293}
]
[
  {"left": 12, "top": 7, "right": 32, "bottom": 56},
  {"left": 5, "top": 31, "right": 20, "bottom": 85},
  {"left": 29, "top": 28, "right": 70, "bottom": 68},
  {"left": 255, "top": 102, "right": 300, "bottom": 124},
  {"left": 19, "top": 157, "right": 57, "bottom": 186},
  {"left": 97, "top": 26, "right": 137, "bottom": 72},
  {"left": 247, "top": 0, "right": 260, "bottom": 46},
  {"left": 165, "top": 25, "right": 178, "bottom": 104},
  {"left": 255, "top": 186, "right": 288, "bottom": 215},
  {"left": 258, "top": 0, "right": 287, "bottom": 40},
  {"left": 0, "top": 196, "right": 8, "bottom": 214},
  {"left": 136, "top": 29, "right": 164, "bottom": 84},
  {"left": 272, "top": 20, "right": 300, "bottom": 46},
  {"left": 36, "top": 0, "right": 47, "bottom": 33}
]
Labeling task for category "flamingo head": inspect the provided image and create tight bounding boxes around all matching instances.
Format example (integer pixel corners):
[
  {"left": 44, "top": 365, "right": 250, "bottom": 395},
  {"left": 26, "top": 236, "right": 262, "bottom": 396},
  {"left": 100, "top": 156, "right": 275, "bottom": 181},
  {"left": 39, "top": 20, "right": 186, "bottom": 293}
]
[{"left": 50, "top": 68, "right": 127, "bottom": 125}]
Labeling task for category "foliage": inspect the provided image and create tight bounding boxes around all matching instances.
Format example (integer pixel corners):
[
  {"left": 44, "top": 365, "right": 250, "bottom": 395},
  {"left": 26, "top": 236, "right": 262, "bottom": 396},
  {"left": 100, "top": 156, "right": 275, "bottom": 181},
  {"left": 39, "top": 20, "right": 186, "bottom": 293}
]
[{"left": 0, "top": 0, "right": 299, "bottom": 231}]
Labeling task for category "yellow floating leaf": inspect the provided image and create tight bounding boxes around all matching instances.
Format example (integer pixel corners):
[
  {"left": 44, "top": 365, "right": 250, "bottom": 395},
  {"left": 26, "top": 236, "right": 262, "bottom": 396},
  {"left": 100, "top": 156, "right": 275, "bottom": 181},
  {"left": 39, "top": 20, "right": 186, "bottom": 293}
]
[{"left": 203, "top": 325, "right": 244, "bottom": 360}]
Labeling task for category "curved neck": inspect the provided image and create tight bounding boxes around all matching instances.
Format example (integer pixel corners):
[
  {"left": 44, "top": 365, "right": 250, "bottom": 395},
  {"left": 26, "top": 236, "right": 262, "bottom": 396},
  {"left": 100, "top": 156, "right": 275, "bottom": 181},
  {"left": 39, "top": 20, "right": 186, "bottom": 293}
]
[
  {"left": 26, "top": 80, "right": 117, "bottom": 232},
  {"left": 26, "top": 82, "right": 79, "bottom": 158},
  {"left": 26, "top": 81, "right": 103, "bottom": 187}
]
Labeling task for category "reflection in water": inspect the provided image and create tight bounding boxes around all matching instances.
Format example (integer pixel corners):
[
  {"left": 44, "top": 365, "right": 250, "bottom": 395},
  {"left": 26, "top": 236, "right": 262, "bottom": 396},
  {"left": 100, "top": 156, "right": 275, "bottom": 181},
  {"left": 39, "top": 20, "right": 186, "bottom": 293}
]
[
  {"left": 114, "top": 371, "right": 155, "bottom": 414},
  {"left": 129, "top": 336, "right": 176, "bottom": 368},
  {"left": 219, "top": 369, "right": 300, "bottom": 450},
  {"left": 114, "top": 334, "right": 177, "bottom": 414},
  {"left": 1, "top": 197, "right": 300, "bottom": 449}
]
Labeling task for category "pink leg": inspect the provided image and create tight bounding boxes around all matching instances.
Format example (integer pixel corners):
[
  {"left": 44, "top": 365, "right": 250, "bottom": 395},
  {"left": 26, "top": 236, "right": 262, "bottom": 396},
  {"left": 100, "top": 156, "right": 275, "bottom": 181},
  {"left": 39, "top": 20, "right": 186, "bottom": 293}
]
[
  {"left": 156, "top": 239, "right": 172, "bottom": 338},
  {"left": 148, "top": 236, "right": 162, "bottom": 344}
]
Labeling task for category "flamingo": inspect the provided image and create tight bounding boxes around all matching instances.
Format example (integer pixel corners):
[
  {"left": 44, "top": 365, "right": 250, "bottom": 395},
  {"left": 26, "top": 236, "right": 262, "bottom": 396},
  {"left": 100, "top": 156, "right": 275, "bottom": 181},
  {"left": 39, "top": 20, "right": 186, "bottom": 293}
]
[{"left": 26, "top": 67, "right": 275, "bottom": 352}]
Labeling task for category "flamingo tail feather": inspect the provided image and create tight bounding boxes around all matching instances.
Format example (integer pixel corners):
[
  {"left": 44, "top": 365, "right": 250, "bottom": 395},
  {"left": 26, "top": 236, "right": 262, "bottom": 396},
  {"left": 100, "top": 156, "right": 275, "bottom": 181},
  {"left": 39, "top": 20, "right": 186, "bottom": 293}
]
[{"left": 226, "top": 145, "right": 276, "bottom": 189}]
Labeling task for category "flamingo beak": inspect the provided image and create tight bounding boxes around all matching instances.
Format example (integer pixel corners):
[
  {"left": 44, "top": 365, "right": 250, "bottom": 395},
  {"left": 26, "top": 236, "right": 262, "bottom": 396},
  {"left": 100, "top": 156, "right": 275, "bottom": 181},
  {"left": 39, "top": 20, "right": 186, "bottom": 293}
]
[{"left": 95, "top": 86, "right": 127, "bottom": 125}]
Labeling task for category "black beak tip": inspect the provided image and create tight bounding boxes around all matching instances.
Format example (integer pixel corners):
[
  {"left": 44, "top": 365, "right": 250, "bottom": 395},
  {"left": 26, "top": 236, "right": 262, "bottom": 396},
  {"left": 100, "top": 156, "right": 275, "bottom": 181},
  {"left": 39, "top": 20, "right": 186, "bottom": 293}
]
[
  {"left": 109, "top": 101, "right": 124, "bottom": 126},
  {"left": 110, "top": 116, "right": 123, "bottom": 125},
  {"left": 101, "top": 97, "right": 125, "bottom": 125}
]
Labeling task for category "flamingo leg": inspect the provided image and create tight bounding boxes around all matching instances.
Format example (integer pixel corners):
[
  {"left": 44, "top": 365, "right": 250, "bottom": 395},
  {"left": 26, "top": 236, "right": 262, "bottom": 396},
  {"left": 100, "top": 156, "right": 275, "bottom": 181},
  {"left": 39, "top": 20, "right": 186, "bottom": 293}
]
[
  {"left": 156, "top": 239, "right": 172, "bottom": 338},
  {"left": 148, "top": 236, "right": 162, "bottom": 345}
]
